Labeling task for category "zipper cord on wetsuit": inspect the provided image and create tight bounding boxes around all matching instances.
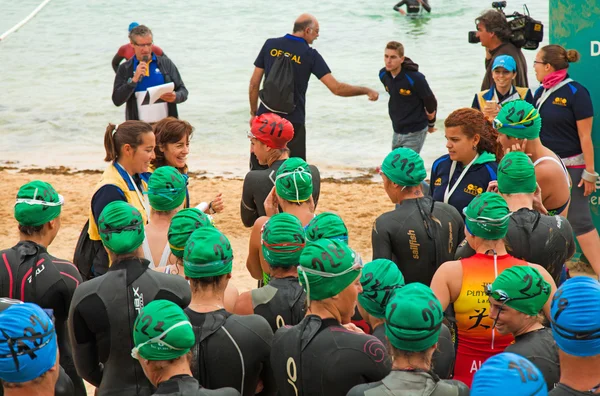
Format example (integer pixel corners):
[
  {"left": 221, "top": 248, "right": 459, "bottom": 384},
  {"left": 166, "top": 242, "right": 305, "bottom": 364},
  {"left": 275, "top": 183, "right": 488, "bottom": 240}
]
[{"left": 221, "top": 326, "right": 245, "bottom": 395}]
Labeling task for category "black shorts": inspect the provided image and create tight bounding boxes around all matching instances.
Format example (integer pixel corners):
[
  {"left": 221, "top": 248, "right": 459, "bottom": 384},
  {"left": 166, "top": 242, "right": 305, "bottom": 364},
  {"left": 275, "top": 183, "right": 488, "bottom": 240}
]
[{"left": 566, "top": 167, "right": 596, "bottom": 236}]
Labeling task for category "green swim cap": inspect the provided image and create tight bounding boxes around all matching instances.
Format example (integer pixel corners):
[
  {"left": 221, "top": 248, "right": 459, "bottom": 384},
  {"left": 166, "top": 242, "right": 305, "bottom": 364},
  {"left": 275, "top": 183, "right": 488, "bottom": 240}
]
[
  {"left": 385, "top": 283, "right": 443, "bottom": 352},
  {"left": 298, "top": 239, "right": 362, "bottom": 303},
  {"left": 463, "top": 192, "right": 511, "bottom": 240},
  {"left": 358, "top": 259, "right": 405, "bottom": 319},
  {"left": 14, "top": 181, "right": 64, "bottom": 227},
  {"left": 98, "top": 201, "right": 145, "bottom": 254},
  {"left": 305, "top": 212, "right": 349, "bottom": 244},
  {"left": 381, "top": 148, "right": 427, "bottom": 187},
  {"left": 147, "top": 166, "right": 188, "bottom": 211},
  {"left": 497, "top": 151, "right": 537, "bottom": 195},
  {"left": 488, "top": 266, "right": 551, "bottom": 316},
  {"left": 132, "top": 300, "right": 195, "bottom": 361},
  {"left": 275, "top": 158, "right": 313, "bottom": 203},
  {"left": 261, "top": 213, "right": 306, "bottom": 268},
  {"left": 183, "top": 227, "right": 233, "bottom": 278},
  {"left": 494, "top": 100, "right": 541, "bottom": 140},
  {"left": 168, "top": 208, "right": 214, "bottom": 258}
]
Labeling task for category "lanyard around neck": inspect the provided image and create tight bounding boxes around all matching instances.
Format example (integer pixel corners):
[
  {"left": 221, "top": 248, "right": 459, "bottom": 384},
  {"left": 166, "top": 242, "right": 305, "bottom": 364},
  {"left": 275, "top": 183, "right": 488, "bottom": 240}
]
[
  {"left": 115, "top": 162, "right": 150, "bottom": 219},
  {"left": 443, "top": 154, "right": 479, "bottom": 204}
]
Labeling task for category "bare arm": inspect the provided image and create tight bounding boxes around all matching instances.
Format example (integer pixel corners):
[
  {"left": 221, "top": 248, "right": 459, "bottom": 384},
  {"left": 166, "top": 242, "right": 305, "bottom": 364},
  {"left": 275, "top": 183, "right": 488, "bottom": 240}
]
[
  {"left": 430, "top": 260, "right": 463, "bottom": 311},
  {"left": 528, "top": 263, "right": 557, "bottom": 320},
  {"left": 249, "top": 67, "right": 265, "bottom": 116},
  {"left": 233, "top": 291, "right": 255, "bottom": 315},
  {"left": 577, "top": 117, "right": 596, "bottom": 196},
  {"left": 320, "top": 74, "right": 379, "bottom": 100},
  {"left": 246, "top": 217, "right": 268, "bottom": 280}
]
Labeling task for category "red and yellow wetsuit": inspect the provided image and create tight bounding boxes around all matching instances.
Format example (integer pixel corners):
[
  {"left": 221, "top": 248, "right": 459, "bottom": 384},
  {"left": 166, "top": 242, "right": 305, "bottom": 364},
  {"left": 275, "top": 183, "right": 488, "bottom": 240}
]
[{"left": 453, "top": 253, "right": 525, "bottom": 386}]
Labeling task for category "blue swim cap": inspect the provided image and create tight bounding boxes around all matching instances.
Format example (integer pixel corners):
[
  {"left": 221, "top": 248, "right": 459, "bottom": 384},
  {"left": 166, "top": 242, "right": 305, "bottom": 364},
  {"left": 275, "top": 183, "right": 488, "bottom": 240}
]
[
  {"left": 128, "top": 22, "right": 139, "bottom": 32},
  {"left": 471, "top": 352, "right": 547, "bottom": 396},
  {"left": 493, "top": 55, "right": 517, "bottom": 72},
  {"left": 550, "top": 276, "right": 600, "bottom": 357},
  {"left": 0, "top": 303, "right": 57, "bottom": 383}
]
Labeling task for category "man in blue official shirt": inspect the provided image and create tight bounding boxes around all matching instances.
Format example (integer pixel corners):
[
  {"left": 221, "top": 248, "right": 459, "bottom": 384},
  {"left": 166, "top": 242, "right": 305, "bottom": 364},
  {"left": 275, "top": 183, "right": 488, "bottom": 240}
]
[
  {"left": 379, "top": 41, "right": 437, "bottom": 154},
  {"left": 249, "top": 13, "right": 379, "bottom": 169}
]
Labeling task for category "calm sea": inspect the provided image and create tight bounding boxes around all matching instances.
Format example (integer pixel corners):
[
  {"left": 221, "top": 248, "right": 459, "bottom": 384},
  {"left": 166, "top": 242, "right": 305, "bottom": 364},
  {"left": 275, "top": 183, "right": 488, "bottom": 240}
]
[{"left": 0, "top": 0, "right": 549, "bottom": 178}]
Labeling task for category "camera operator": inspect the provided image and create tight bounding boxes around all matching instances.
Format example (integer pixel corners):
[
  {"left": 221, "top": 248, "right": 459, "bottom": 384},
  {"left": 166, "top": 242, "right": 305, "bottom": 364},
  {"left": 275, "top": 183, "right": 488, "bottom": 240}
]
[{"left": 476, "top": 9, "right": 528, "bottom": 90}]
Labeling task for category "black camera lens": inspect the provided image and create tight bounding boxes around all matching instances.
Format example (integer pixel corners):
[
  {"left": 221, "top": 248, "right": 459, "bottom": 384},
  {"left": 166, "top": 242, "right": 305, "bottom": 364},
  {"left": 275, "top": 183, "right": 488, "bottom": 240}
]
[
  {"left": 492, "top": 1, "right": 507, "bottom": 8},
  {"left": 468, "top": 31, "right": 480, "bottom": 43}
]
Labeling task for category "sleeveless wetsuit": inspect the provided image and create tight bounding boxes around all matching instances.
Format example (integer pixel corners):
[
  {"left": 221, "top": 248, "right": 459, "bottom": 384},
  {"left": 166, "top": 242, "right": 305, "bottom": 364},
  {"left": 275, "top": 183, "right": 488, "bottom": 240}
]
[
  {"left": 151, "top": 375, "right": 240, "bottom": 396},
  {"left": 68, "top": 258, "right": 191, "bottom": 396},
  {"left": 251, "top": 277, "right": 306, "bottom": 332},
  {"left": 185, "top": 309, "right": 275, "bottom": 396},
  {"left": 455, "top": 208, "right": 575, "bottom": 284},
  {"left": 142, "top": 238, "right": 171, "bottom": 269},
  {"left": 347, "top": 370, "right": 470, "bottom": 396},
  {"left": 372, "top": 196, "right": 464, "bottom": 285},
  {"left": 0, "top": 241, "right": 85, "bottom": 395},
  {"left": 453, "top": 253, "right": 523, "bottom": 386},
  {"left": 533, "top": 156, "right": 571, "bottom": 215},
  {"left": 271, "top": 315, "right": 391, "bottom": 396}
]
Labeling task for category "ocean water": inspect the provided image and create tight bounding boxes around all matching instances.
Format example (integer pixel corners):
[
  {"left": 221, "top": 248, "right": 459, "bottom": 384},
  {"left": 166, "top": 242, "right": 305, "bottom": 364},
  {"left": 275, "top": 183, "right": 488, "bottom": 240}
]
[{"left": 0, "top": 0, "right": 549, "bottom": 178}]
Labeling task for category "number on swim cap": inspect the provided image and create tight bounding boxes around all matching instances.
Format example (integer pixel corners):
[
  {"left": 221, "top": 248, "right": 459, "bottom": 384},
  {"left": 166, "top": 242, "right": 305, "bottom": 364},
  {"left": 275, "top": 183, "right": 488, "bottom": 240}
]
[
  {"left": 508, "top": 358, "right": 539, "bottom": 383},
  {"left": 499, "top": 158, "right": 513, "bottom": 173}
]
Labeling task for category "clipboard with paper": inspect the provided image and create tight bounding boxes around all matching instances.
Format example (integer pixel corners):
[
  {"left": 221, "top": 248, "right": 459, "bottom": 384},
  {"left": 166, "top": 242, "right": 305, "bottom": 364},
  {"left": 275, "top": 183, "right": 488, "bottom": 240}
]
[{"left": 141, "top": 82, "right": 175, "bottom": 105}]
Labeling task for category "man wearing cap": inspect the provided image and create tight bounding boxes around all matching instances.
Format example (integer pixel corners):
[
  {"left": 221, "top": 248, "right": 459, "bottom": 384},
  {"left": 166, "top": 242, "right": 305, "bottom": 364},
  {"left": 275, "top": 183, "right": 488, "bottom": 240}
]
[
  {"left": 234, "top": 213, "right": 307, "bottom": 332},
  {"left": 430, "top": 192, "right": 556, "bottom": 386},
  {"left": 373, "top": 147, "right": 464, "bottom": 285},
  {"left": 183, "top": 227, "right": 275, "bottom": 396},
  {"left": 113, "top": 24, "right": 187, "bottom": 122},
  {"left": 271, "top": 239, "right": 391, "bottom": 396},
  {"left": 249, "top": 14, "right": 379, "bottom": 169},
  {"left": 0, "top": 181, "right": 85, "bottom": 395},
  {"left": 471, "top": 352, "right": 548, "bottom": 395},
  {"left": 112, "top": 22, "right": 164, "bottom": 73},
  {"left": 132, "top": 300, "right": 240, "bottom": 395},
  {"left": 0, "top": 303, "right": 62, "bottom": 396},
  {"left": 246, "top": 157, "right": 317, "bottom": 285},
  {"left": 348, "top": 283, "right": 469, "bottom": 395},
  {"left": 455, "top": 151, "right": 575, "bottom": 283},
  {"left": 548, "top": 277, "right": 600, "bottom": 395},
  {"left": 241, "top": 113, "right": 320, "bottom": 227},
  {"left": 68, "top": 201, "right": 191, "bottom": 396},
  {"left": 495, "top": 100, "right": 571, "bottom": 217},
  {"left": 486, "top": 266, "right": 558, "bottom": 390},
  {"left": 472, "top": 55, "right": 533, "bottom": 120}
]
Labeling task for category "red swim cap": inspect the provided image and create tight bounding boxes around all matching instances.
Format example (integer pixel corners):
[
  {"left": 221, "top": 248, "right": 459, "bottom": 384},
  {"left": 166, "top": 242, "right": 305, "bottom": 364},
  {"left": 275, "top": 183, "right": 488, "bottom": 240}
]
[{"left": 249, "top": 113, "right": 294, "bottom": 149}]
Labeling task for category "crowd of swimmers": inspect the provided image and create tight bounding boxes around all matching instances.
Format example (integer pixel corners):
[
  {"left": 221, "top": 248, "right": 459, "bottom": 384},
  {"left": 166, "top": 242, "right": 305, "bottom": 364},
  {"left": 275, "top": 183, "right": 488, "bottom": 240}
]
[{"left": 0, "top": 9, "right": 599, "bottom": 396}]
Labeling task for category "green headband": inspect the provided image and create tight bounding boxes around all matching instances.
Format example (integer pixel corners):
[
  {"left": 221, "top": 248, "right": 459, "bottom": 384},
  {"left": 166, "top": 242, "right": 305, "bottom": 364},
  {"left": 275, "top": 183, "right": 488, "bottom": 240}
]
[
  {"left": 497, "top": 151, "right": 537, "bottom": 195},
  {"left": 275, "top": 157, "right": 313, "bottom": 202},
  {"left": 99, "top": 201, "right": 145, "bottom": 254},
  {"left": 358, "top": 259, "right": 405, "bottom": 318},
  {"left": 132, "top": 300, "right": 195, "bottom": 361},
  {"left": 385, "top": 283, "right": 443, "bottom": 352},
  {"left": 183, "top": 227, "right": 233, "bottom": 278},
  {"left": 168, "top": 208, "right": 214, "bottom": 258},
  {"left": 494, "top": 100, "right": 541, "bottom": 140},
  {"left": 147, "top": 166, "right": 188, "bottom": 211},
  {"left": 463, "top": 192, "right": 511, "bottom": 240},
  {"left": 488, "top": 266, "right": 551, "bottom": 316},
  {"left": 298, "top": 239, "right": 362, "bottom": 304},
  {"left": 261, "top": 213, "right": 306, "bottom": 268},
  {"left": 305, "top": 212, "right": 349, "bottom": 244},
  {"left": 381, "top": 147, "right": 427, "bottom": 187},
  {"left": 14, "top": 180, "right": 63, "bottom": 227}
]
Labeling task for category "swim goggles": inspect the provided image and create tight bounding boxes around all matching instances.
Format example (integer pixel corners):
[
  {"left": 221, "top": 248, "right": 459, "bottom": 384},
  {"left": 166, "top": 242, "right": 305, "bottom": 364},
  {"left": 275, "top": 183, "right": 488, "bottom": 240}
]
[
  {"left": 131, "top": 321, "right": 193, "bottom": 360},
  {"left": 15, "top": 194, "right": 64, "bottom": 207},
  {"left": 493, "top": 108, "right": 539, "bottom": 130}
]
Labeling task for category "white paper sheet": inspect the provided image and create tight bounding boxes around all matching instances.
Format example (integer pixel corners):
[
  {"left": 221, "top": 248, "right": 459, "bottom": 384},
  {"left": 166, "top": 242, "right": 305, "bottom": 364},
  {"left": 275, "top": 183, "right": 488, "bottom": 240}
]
[{"left": 144, "top": 82, "right": 175, "bottom": 105}]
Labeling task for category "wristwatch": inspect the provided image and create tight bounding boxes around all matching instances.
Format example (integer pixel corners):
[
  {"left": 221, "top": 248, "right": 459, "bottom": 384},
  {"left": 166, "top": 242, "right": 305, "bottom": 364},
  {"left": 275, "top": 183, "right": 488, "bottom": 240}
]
[{"left": 127, "top": 77, "right": 136, "bottom": 86}]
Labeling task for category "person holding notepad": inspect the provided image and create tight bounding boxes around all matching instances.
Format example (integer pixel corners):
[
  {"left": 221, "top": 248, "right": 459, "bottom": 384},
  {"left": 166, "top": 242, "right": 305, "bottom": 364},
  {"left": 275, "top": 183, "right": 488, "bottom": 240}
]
[{"left": 112, "top": 24, "right": 188, "bottom": 122}]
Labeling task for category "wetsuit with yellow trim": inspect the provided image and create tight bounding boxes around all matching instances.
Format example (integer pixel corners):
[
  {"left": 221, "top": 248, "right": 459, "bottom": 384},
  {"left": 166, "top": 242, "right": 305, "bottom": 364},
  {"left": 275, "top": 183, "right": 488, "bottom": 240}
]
[
  {"left": 453, "top": 253, "right": 523, "bottom": 387},
  {"left": 472, "top": 84, "right": 533, "bottom": 111}
]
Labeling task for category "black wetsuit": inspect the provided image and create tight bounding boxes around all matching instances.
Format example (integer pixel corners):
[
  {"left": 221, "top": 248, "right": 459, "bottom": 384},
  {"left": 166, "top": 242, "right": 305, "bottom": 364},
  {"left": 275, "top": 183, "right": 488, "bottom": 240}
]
[
  {"left": 240, "top": 160, "right": 321, "bottom": 227},
  {"left": 271, "top": 315, "right": 391, "bottom": 396},
  {"left": 550, "top": 384, "right": 596, "bottom": 396},
  {"left": 0, "top": 298, "right": 74, "bottom": 396},
  {"left": 152, "top": 375, "right": 240, "bottom": 396},
  {"left": 372, "top": 197, "right": 464, "bottom": 285},
  {"left": 68, "top": 258, "right": 191, "bottom": 396},
  {"left": 185, "top": 309, "right": 275, "bottom": 396},
  {"left": 393, "top": 0, "right": 431, "bottom": 13},
  {"left": 505, "top": 327, "right": 560, "bottom": 391},
  {"left": 0, "top": 241, "right": 84, "bottom": 395},
  {"left": 251, "top": 276, "right": 306, "bottom": 332},
  {"left": 347, "top": 370, "right": 469, "bottom": 396},
  {"left": 455, "top": 208, "right": 575, "bottom": 283}
]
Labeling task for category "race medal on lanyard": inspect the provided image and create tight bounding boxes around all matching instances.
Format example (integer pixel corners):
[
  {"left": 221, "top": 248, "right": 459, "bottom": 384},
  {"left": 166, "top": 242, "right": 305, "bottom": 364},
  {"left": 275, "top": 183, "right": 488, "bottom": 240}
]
[{"left": 443, "top": 154, "right": 479, "bottom": 204}]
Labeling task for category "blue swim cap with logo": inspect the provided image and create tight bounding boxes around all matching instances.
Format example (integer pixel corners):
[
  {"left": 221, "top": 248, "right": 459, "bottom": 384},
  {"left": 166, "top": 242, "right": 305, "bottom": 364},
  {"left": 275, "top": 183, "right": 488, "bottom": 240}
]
[{"left": 0, "top": 303, "right": 57, "bottom": 383}]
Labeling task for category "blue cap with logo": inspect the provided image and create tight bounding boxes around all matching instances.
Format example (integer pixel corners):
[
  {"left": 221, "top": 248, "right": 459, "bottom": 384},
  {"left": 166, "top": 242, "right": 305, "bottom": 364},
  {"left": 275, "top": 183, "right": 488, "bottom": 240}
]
[
  {"left": 492, "top": 55, "right": 517, "bottom": 72},
  {"left": 128, "top": 22, "right": 140, "bottom": 32}
]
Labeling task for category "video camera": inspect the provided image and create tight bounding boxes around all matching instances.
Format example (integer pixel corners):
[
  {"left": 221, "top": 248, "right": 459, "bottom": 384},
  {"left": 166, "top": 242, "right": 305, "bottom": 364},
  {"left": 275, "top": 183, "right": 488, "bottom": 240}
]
[{"left": 468, "top": 1, "right": 544, "bottom": 50}]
